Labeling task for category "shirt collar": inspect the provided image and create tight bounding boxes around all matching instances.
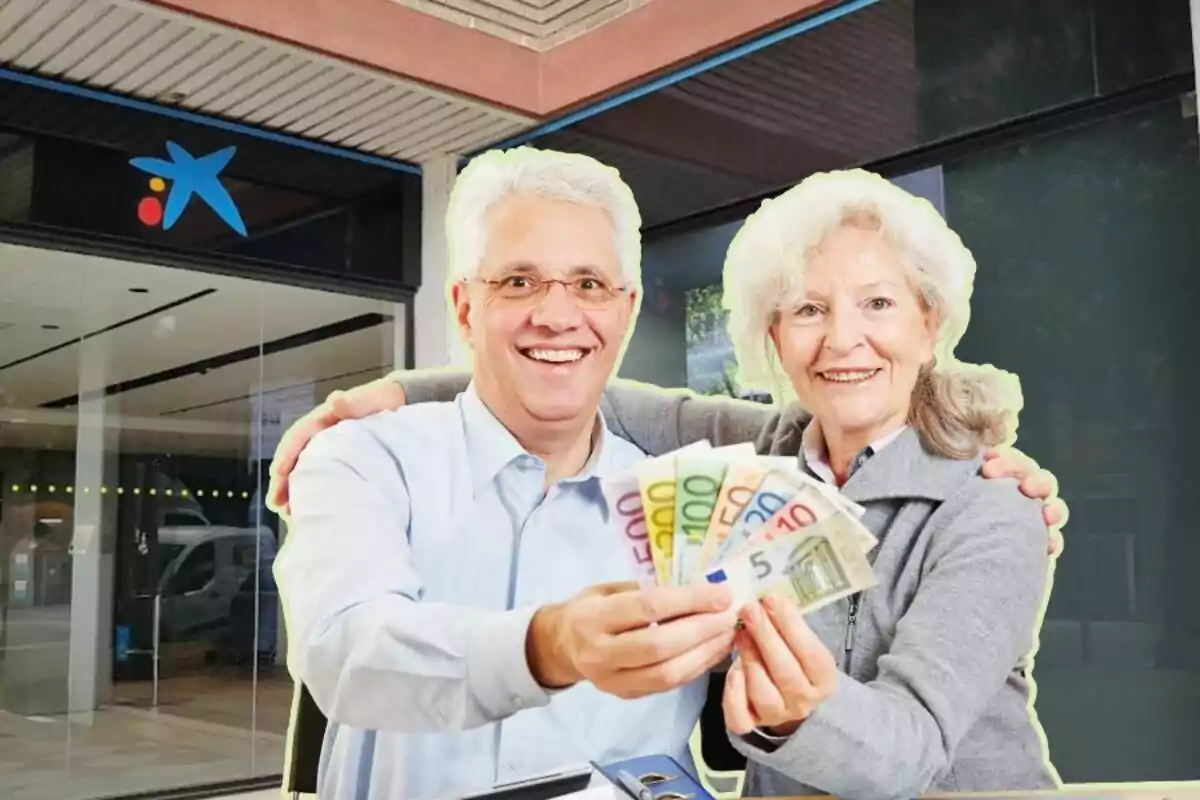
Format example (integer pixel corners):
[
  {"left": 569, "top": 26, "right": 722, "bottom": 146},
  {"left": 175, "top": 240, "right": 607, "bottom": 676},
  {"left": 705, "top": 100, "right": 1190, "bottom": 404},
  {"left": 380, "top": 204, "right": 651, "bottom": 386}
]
[
  {"left": 458, "top": 381, "right": 614, "bottom": 494},
  {"left": 796, "top": 423, "right": 985, "bottom": 504},
  {"left": 801, "top": 418, "right": 908, "bottom": 485}
]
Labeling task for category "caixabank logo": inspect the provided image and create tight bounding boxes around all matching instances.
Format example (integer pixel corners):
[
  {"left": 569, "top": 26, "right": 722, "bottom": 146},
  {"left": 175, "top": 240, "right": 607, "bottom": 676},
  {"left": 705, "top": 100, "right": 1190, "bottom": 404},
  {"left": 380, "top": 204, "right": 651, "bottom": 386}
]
[{"left": 129, "top": 141, "right": 248, "bottom": 236}]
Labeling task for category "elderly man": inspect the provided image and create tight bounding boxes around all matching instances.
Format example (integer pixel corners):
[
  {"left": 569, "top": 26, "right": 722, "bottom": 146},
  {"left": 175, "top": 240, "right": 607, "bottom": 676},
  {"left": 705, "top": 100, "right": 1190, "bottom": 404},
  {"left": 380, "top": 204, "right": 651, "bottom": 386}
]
[
  {"left": 275, "top": 146, "right": 741, "bottom": 800},
  {"left": 274, "top": 146, "right": 1067, "bottom": 799}
]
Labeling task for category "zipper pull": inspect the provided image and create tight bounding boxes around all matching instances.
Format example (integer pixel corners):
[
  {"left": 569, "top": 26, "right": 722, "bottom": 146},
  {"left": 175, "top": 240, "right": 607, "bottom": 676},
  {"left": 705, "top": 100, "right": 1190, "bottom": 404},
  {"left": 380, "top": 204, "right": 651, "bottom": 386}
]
[{"left": 844, "top": 593, "right": 860, "bottom": 661}]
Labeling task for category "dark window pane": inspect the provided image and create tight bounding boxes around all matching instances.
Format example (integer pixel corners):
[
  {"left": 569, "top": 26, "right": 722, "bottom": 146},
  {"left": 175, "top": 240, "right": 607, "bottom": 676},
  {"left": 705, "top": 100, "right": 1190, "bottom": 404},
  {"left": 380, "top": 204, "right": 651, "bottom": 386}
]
[
  {"left": 1093, "top": 0, "right": 1196, "bottom": 92},
  {"left": 915, "top": 0, "right": 1095, "bottom": 142},
  {"left": 537, "top": 0, "right": 1190, "bottom": 230}
]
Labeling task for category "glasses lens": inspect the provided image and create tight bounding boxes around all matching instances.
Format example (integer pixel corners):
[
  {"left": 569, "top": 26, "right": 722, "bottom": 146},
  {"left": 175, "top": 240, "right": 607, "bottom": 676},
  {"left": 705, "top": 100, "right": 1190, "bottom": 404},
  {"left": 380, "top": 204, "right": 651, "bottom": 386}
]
[
  {"left": 491, "top": 275, "right": 540, "bottom": 300},
  {"left": 571, "top": 277, "right": 620, "bottom": 306}
]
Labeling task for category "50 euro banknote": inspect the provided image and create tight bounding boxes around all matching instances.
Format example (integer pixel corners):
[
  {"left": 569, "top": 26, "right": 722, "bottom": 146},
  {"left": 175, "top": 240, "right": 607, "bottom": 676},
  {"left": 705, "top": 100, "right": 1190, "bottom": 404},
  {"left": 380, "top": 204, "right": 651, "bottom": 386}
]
[
  {"left": 702, "top": 513, "right": 877, "bottom": 615},
  {"left": 704, "top": 457, "right": 859, "bottom": 568}
]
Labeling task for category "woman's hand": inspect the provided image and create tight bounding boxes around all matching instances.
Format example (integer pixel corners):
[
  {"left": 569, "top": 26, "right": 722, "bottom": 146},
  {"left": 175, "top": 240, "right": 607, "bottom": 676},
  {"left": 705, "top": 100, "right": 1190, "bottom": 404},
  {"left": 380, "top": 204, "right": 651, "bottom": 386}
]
[
  {"left": 981, "top": 446, "right": 1069, "bottom": 555},
  {"left": 722, "top": 594, "right": 838, "bottom": 738}
]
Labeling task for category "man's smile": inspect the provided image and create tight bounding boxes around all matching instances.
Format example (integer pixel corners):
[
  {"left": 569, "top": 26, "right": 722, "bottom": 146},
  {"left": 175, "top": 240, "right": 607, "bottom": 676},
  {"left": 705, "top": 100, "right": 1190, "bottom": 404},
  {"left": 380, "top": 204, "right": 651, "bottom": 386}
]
[{"left": 519, "top": 347, "right": 593, "bottom": 364}]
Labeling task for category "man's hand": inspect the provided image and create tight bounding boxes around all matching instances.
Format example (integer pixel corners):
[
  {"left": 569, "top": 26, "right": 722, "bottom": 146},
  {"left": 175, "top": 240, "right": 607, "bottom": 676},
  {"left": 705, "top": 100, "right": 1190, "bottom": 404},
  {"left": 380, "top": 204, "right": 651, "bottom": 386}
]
[
  {"left": 267, "top": 377, "right": 407, "bottom": 515},
  {"left": 527, "top": 582, "right": 737, "bottom": 700},
  {"left": 981, "top": 446, "right": 1069, "bottom": 556}
]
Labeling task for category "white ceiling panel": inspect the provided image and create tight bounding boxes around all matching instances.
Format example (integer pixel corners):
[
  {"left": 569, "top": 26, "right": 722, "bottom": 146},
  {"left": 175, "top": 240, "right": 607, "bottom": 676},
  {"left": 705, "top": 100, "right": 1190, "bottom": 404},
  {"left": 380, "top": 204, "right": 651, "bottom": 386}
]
[
  {"left": 136, "top": 326, "right": 393, "bottom": 421},
  {"left": 392, "top": 0, "right": 644, "bottom": 49},
  {"left": 0, "top": 0, "right": 535, "bottom": 163},
  {"left": 0, "top": 0, "right": 76, "bottom": 62},
  {"left": 0, "top": 242, "right": 400, "bottom": 457},
  {"left": 62, "top": 10, "right": 165, "bottom": 84},
  {"left": 0, "top": 242, "right": 396, "bottom": 402}
]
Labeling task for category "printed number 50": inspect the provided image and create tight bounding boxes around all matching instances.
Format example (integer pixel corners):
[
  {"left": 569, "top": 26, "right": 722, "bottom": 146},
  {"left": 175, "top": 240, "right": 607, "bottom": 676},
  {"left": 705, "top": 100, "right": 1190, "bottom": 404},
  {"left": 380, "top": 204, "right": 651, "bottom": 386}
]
[{"left": 750, "top": 552, "right": 772, "bottom": 580}]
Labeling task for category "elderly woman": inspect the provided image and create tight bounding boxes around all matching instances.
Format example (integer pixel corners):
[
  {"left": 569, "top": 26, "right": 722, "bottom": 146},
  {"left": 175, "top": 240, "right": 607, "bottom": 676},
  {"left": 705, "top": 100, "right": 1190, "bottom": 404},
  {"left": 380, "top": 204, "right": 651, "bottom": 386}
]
[
  {"left": 706, "top": 169, "right": 1059, "bottom": 798},
  {"left": 266, "top": 169, "right": 1064, "bottom": 799}
]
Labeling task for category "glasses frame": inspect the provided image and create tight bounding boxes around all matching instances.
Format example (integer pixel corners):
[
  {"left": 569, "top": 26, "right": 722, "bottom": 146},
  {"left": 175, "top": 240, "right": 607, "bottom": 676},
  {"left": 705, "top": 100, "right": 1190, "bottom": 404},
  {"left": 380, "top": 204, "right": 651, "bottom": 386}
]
[{"left": 464, "top": 274, "right": 630, "bottom": 307}]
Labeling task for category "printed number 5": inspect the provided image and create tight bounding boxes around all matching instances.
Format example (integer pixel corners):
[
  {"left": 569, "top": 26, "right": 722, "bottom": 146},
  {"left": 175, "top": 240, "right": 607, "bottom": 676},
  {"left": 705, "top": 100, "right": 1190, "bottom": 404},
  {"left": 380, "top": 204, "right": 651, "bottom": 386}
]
[{"left": 750, "top": 552, "right": 771, "bottom": 580}]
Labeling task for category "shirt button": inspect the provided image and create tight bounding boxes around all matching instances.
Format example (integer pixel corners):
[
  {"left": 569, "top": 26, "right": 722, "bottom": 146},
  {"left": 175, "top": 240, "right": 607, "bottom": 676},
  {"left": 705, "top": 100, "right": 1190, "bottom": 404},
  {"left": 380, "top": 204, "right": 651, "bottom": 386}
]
[{"left": 511, "top": 694, "right": 525, "bottom": 708}]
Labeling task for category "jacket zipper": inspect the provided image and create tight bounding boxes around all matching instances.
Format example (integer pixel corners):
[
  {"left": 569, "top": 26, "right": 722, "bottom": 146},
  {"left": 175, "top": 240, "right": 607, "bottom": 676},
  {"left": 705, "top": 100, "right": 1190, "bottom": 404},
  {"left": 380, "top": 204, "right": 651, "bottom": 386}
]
[{"left": 843, "top": 592, "right": 861, "bottom": 672}]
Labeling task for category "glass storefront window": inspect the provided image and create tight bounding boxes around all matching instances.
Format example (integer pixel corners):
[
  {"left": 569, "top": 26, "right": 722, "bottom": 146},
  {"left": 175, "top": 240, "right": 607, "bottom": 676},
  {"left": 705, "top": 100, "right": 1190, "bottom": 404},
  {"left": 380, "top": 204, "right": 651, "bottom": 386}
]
[{"left": 0, "top": 241, "right": 405, "bottom": 799}]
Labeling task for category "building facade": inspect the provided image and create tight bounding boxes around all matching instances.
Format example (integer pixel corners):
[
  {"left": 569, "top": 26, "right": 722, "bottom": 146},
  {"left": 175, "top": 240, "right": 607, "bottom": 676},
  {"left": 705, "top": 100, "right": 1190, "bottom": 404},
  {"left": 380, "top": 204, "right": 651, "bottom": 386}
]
[{"left": 0, "top": 1, "right": 1197, "bottom": 798}]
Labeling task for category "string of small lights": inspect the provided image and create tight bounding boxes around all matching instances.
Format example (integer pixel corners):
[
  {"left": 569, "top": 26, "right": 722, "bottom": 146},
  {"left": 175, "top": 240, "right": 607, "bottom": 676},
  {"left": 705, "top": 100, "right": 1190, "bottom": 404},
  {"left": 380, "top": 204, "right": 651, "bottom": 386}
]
[{"left": 6, "top": 485, "right": 253, "bottom": 499}]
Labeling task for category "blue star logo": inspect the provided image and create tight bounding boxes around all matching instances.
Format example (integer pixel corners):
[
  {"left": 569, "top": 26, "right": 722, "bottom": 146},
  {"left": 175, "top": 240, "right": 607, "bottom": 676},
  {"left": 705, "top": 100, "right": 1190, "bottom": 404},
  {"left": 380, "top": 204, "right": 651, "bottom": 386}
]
[{"left": 130, "top": 141, "right": 247, "bottom": 236}]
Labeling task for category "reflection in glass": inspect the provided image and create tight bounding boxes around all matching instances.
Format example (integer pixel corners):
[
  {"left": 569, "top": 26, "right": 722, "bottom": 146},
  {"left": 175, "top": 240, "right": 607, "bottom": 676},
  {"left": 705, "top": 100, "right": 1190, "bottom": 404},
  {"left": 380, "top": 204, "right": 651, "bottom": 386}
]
[{"left": 0, "top": 242, "right": 399, "bottom": 799}]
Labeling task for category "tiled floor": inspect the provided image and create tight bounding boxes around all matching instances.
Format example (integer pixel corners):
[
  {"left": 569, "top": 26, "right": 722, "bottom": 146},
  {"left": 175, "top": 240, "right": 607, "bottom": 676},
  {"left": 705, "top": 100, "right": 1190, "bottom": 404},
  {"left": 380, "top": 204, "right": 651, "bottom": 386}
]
[
  {"left": 0, "top": 672, "right": 291, "bottom": 800},
  {"left": 1, "top": 670, "right": 744, "bottom": 800}
]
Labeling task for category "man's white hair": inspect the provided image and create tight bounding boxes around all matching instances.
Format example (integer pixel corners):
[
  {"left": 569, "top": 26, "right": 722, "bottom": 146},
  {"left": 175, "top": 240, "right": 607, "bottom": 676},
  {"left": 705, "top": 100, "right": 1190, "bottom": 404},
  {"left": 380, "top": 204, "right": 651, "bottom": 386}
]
[
  {"left": 445, "top": 145, "right": 643, "bottom": 290},
  {"left": 724, "top": 168, "right": 1022, "bottom": 456}
]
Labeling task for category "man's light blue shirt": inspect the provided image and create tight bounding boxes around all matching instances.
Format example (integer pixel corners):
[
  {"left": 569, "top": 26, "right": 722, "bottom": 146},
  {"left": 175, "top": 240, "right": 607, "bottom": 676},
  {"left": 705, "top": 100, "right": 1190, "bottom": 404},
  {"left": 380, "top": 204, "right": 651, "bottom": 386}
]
[{"left": 275, "top": 383, "right": 707, "bottom": 799}]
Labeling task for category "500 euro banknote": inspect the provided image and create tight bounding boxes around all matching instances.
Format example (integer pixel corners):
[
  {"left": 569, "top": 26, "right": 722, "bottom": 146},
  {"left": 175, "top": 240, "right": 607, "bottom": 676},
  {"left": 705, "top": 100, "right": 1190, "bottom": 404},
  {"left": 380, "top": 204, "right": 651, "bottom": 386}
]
[{"left": 599, "top": 471, "right": 658, "bottom": 587}]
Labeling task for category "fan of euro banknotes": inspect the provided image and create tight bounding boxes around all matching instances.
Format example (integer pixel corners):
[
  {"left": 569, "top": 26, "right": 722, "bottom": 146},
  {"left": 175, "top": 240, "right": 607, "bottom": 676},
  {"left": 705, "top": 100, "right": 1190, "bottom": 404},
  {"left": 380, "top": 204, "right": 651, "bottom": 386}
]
[{"left": 600, "top": 442, "right": 879, "bottom": 615}]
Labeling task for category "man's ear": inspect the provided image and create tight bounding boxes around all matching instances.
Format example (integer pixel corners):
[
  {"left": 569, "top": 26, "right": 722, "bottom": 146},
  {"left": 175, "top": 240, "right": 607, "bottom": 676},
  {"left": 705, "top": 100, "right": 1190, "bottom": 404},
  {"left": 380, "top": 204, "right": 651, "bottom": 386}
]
[
  {"left": 624, "top": 288, "right": 639, "bottom": 320},
  {"left": 450, "top": 281, "right": 474, "bottom": 347}
]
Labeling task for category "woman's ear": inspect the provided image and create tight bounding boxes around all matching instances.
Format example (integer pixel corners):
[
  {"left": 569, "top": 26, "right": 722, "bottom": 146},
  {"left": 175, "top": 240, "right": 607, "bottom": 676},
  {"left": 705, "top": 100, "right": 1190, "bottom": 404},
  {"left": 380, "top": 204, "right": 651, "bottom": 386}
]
[
  {"left": 768, "top": 320, "right": 783, "bottom": 358},
  {"left": 921, "top": 307, "right": 940, "bottom": 363}
]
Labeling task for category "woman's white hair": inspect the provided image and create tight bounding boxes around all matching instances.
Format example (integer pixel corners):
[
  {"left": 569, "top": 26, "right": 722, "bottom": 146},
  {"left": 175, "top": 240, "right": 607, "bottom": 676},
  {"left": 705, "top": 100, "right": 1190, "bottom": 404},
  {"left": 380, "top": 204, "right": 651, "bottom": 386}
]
[
  {"left": 445, "top": 145, "right": 642, "bottom": 290},
  {"left": 724, "top": 168, "right": 1023, "bottom": 457}
]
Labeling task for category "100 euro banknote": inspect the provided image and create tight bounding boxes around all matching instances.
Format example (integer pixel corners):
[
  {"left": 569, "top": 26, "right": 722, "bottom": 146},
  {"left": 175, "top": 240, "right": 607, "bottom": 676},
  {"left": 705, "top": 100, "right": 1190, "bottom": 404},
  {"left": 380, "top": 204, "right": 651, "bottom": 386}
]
[
  {"left": 672, "top": 443, "right": 757, "bottom": 585},
  {"left": 693, "top": 458, "right": 772, "bottom": 580}
]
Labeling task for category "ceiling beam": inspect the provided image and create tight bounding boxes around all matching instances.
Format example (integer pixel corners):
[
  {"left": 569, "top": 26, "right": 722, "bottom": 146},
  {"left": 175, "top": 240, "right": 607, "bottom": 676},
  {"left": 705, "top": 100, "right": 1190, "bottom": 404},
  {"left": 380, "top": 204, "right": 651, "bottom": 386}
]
[{"left": 141, "top": 0, "right": 842, "bottom": 119}]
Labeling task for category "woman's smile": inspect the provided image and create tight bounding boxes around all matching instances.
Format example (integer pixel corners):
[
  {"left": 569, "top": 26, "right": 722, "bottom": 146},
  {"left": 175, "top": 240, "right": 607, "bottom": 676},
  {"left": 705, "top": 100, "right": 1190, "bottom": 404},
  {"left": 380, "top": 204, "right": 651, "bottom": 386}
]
[{"left": 815, "top": 368, "right": 882, "bottom": 384}]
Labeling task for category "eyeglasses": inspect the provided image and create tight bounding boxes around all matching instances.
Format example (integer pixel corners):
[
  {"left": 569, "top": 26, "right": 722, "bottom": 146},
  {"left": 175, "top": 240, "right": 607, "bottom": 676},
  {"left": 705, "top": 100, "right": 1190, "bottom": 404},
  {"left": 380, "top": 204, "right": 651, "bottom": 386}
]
[{"left": 468, "top": 274, "right": 629, "bottom": 307}]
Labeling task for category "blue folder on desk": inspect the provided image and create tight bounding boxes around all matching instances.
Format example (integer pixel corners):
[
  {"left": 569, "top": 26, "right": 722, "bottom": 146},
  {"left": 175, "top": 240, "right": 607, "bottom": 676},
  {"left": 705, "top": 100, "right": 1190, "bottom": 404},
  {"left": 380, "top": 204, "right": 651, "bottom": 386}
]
[{"left": 594, "top": 754, "right": 717, "bottom": 800}]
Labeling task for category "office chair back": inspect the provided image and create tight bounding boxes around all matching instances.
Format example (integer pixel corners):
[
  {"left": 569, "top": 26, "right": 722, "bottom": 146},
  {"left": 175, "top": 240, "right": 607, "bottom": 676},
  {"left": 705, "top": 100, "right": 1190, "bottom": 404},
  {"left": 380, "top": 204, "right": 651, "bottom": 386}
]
[
  {"left": 699, "top": 671, "right": 748, "bottom": 773},
  {"left": 285, "top": 683, "right": 328, "bottom": 798}
]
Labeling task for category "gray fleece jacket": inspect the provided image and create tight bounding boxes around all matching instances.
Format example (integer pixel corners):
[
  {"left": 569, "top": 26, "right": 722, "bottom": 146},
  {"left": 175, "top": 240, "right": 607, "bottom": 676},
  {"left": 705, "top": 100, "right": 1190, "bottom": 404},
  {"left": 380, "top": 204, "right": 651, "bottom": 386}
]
[{"left": 395, "top": 373, "right": 1059, "bottom": 800}]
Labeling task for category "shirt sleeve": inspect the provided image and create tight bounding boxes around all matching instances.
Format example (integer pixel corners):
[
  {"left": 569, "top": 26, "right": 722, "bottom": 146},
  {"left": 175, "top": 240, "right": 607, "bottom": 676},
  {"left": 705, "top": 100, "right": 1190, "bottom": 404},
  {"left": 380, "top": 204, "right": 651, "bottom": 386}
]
[
  {"left": 600, "top": 379, "right": 782, "bottom": 456},
  {"left": 731, "top": 479, "right": 1052, "bottom": 800},
  {"left": 274, "top": 421, "right": 552, "bottom": 734}
]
